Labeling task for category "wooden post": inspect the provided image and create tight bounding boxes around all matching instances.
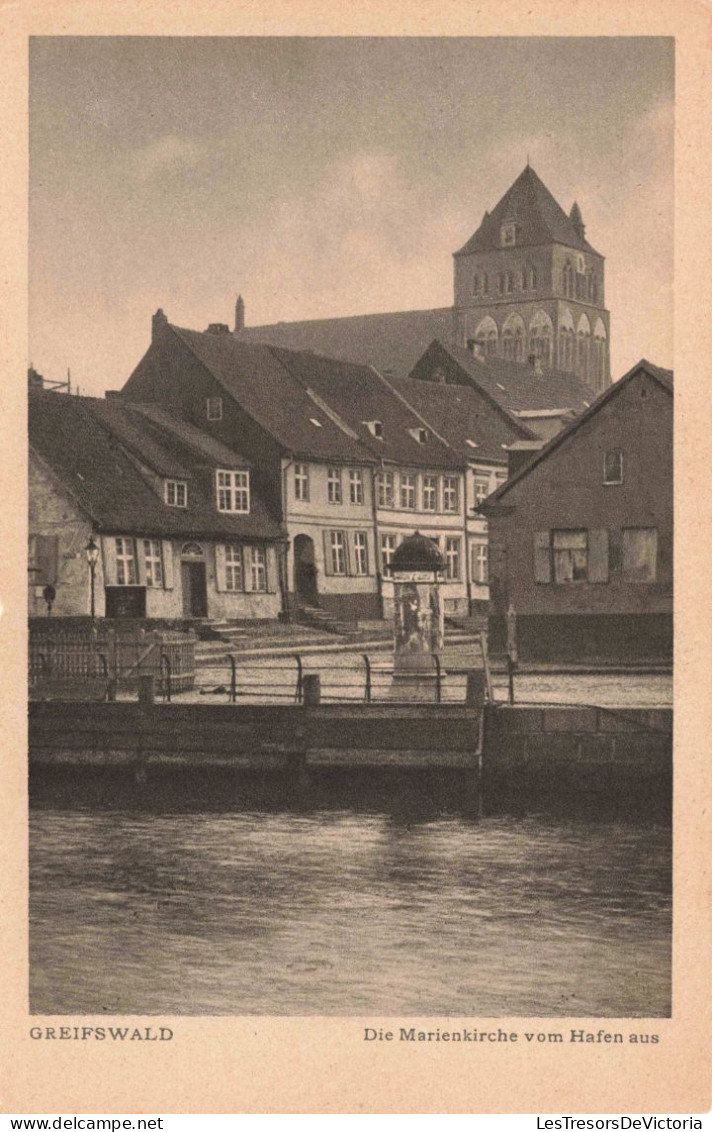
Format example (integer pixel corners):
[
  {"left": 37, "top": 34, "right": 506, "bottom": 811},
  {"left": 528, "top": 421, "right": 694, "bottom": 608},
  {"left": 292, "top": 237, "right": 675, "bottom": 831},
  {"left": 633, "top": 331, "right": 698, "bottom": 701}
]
[
  {"left": 138, "top": 674, "right": 155, "bottom": 704},
  {"left": 302, "top": 673, "right": 321, "bottom": 706}
]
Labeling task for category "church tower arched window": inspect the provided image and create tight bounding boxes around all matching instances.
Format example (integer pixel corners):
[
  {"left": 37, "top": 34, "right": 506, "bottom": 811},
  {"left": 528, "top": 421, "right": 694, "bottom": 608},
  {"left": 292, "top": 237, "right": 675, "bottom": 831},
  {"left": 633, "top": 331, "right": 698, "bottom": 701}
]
[{"left": 529, "top": 311, "right": 553, "bottom": 365}]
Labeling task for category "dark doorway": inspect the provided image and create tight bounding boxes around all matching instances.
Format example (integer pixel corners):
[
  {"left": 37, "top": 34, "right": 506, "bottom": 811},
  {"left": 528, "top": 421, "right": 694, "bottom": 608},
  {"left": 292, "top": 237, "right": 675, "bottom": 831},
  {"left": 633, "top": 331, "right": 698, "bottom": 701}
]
[
  {"left": 181, "top": 561, "right": 208, "bottom": 618},
  {"left": 293, "top": 535, "right": 318, "bottom": 606}
]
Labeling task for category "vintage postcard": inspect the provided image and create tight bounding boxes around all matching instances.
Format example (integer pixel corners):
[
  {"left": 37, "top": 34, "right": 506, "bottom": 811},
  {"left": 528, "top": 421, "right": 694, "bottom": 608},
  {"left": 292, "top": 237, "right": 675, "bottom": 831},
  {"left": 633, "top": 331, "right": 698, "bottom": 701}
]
[{"left": 1, "top": 0, "right": 711, "bottom": 1116}]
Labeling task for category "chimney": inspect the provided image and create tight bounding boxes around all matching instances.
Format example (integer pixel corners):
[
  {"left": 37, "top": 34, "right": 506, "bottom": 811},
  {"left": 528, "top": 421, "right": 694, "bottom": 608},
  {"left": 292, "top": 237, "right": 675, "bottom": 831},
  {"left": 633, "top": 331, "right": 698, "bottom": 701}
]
[
  {"left": 527, "top": 353, "right": 543, "bottom": 376},
  {"left": 152, "top": 308, "right": 168, "bottom": 341},
  {"left": 467, "top": 338, "right": 485, "bottom": 362},
  {"left": 206, "top": 323, "right": 230, "bottom": 335},
  {"left": 234, "top": 294, "right": 245, "bottom": 332}
]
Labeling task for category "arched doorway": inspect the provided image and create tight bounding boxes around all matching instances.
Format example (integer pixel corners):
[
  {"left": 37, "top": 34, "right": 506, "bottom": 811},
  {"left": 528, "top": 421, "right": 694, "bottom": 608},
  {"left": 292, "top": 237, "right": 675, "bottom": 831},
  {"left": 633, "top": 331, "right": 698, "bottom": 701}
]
[{"left": 293, "top": 535, "right": 318, "bottom": 606}]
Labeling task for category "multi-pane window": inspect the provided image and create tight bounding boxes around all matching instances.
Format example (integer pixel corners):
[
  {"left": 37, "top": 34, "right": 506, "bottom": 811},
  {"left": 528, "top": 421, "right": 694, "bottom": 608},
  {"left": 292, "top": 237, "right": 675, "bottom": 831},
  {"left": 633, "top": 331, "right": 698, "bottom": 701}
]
[
  {"left": 353, "top": 532, "right": 368, "bottom": 576},
  {"left": 327, "top": 468, "right": 342, "bottom": 505},
  {"left": 165, "top": 479, "right": 187, "bottom": 508},
  {"left": 471, "top": 542, "right": 488, "bottom": 585},
  {"left": 380, "top": 534, "right": 397, "bottom": 575},
  {"left": 206, "top": 397, "right": 223, "bottom": 421},
  {"left": 422, "top": 475, "right": 438, "bottom": 512},
  {"left": 552, "top": 530, "right": 588, "bottom": 583},
  {"left": 217, "top": 470, "right": 250, "bottom": 513},
  {"left": 400, "top": 474, "right": 416, "bottom": 510},
  {"left": 376, "top": 471, "right": 394, "bottom": 508},
  {"left": 445, "top": 537, "right": 461, "bottom": 580},
  {"left": 251, "top": 546, "right": 267, "bottom": 592},
  {"left": 349, "top": 469, "right": 364, "bottom": 505},
  {"left": 225, "top": 545, "right": 244, "bottom": 591},
  {"left": 603, "top": 449, "right": 623, "bottom": 485},
  {"left": 115, "top": 537, "right": 137, "bottom": 585},
  {"left": 622, "top": 528, "right": 657, "bottom": 583},
  {"left": 143, "top": 539, "right": 163, "bottom": 588},
  {"left": 294, "top": 464, "right": 309, "bottom": 502},
  {"left": 329, "top": 531, "right": 347, "bottom": 575},
  {"left": 443, "top": 476, "right": 460, "bottom": 513},
  {"left": 474, "top": 478, "right": 490, "bottom": 506}
]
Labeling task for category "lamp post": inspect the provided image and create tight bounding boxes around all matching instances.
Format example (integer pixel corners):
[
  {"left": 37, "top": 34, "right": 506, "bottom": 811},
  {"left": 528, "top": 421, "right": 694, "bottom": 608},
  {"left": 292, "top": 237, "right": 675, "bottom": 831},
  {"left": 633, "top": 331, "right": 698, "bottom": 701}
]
[{"left": 85, "top": 536, "right": 99, "bottom": 621}]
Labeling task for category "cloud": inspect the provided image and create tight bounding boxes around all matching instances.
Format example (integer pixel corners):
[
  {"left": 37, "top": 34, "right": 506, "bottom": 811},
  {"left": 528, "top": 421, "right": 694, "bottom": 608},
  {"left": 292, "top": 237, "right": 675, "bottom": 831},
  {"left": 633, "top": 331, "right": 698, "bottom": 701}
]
[{"left": 125, "top": 135, "right": 207, "bottom": 182}]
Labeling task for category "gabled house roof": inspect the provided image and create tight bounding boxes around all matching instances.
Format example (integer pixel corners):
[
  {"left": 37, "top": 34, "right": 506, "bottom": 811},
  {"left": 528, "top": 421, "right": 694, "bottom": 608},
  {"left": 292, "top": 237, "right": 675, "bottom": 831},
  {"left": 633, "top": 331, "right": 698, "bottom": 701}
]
[
  {"left": 165, "top": 325, "right": 375, "bottom": 464},
  {"left": 477, "top": 359, "right": 673, "bottom": 513},
  {"left": 454, "top": 165, "right": 601, "bottom": 258},
  {"left": 410, "top": 338, "right": 595, "bottom": 417},
  {"left": 269, "top": 346, "right": 463, "bottom": 470},
  {"left": 234, "top": 306, "right": 454, "bottom": 382},
  {"left": 29, "top": 392, "right": 281, "bottom": 541},
  {"left": 388, "top": 375, "right": 536, "bottom": 464}
]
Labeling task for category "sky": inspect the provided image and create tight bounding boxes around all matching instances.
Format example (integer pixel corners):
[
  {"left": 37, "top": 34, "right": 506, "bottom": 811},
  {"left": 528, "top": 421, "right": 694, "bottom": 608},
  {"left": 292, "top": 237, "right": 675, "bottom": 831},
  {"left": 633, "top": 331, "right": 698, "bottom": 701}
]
[{"left": 29, "top": 37, "right": 674, "bottom": 395}]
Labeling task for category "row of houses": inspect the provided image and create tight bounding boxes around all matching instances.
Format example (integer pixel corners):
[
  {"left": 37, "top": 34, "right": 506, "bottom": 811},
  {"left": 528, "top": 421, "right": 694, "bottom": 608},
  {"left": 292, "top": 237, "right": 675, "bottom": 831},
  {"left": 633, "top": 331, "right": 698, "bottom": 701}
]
[{"left": 29, "top": 311, "right": 672, "bottom": 658}]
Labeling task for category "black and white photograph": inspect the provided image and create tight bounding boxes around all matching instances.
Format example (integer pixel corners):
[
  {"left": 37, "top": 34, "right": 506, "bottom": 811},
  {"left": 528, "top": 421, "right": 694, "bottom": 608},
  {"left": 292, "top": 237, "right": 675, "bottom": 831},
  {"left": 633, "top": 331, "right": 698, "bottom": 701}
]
[{"left": 26, "top": 35, "right": 675, "bottom": 1026}]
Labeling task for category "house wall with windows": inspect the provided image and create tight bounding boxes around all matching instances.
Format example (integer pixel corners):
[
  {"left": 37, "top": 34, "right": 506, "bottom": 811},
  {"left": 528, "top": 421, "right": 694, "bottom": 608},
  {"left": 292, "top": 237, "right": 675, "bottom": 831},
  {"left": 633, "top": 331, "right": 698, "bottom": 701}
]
[
  {"left": 375, "top": 467, "right": 468, "bottom": 618},
  {"left": 28, "top": 454, "right": 103, "bottom": 618},
  {"left": 467, "top": 461, "right": 507, "bottom": 610},
  {"left": 283, "top": 457, "right": 379, "bottom": 620},
  {"left": 480, "top": 365, "right": 672, "bottom": 659},
  {"left": 99, "top": 534, "right": 281, "bottom": 621}
]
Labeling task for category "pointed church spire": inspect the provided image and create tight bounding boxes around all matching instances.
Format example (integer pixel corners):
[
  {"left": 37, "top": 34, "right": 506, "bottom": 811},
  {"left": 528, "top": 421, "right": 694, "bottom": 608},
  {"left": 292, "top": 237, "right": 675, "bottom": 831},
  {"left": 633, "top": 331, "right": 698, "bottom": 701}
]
[
  {"left": 569, "top": 201, "right": 585, "bottom": 239},
  {"left": 234, "top": 294, "right": 245, "bottom": 333}
]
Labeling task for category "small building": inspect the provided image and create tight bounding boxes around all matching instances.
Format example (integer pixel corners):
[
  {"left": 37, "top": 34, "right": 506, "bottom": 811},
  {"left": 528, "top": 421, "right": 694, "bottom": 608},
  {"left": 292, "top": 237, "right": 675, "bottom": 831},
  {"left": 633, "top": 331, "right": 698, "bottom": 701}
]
[
  {"left": 477, "top": 361, "right": 673, "bottom": 661},
  {"left": 29, "top": 390, "right": 283, "bottom": 621}
]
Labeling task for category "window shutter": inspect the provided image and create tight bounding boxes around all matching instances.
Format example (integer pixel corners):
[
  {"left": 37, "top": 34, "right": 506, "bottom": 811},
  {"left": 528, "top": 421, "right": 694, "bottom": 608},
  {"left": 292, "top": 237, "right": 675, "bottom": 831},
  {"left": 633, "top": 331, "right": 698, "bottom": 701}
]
[
  {"left": 101, "top": 536, "right": 117, "bottom": 587},
  {"left": 136, "top": 542, "right": 147, "bottom": 585},
  {"left": 36, "top": 535, "right": 58, "bottom": 585},
  {"left": 266, "top": 546, "right": 277, "bottom": 593},
  {"left": 322, "top": 531, "right": 333, "bottom": 576},
  {"left": 162, "top": 541, "right": 174, "bottom": 589},
  {"left": 346, "top": 531, "right": 356, "bottom": 576},
  {"left": 214, "top": 543, "right": 227, "bottom": 592},
  {"left": 588, "top": 529, "right": 609, "bottom": 583},
  {"left": 243, "top": 545, "right": 253, "bottom": 592},
  {"left": 534, "top": 531, "right": 552, "bottom": 583}
]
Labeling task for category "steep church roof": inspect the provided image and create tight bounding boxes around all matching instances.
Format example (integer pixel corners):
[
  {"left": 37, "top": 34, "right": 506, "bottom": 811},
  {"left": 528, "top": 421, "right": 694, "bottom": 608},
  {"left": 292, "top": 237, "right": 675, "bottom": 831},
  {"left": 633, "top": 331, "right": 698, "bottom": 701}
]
[
  {"left": 454, "top": 165, "right": 601, "bottom": 258},
  {"left": 235, "top": 306, "right": 454, "bottom": 381}
]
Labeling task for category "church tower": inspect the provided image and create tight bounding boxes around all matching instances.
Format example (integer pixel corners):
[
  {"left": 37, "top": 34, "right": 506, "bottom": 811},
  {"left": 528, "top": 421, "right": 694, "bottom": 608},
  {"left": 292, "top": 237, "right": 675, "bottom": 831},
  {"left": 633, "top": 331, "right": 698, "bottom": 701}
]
[{"left": 452, "top": 166, "right": 610, "bottom": 392}]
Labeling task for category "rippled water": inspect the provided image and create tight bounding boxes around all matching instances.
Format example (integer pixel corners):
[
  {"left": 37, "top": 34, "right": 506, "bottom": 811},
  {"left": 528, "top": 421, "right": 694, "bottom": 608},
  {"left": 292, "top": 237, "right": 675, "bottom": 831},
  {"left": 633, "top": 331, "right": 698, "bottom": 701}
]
[{"left": 30, "top": 803, "right": 671, "bottom": 1017}]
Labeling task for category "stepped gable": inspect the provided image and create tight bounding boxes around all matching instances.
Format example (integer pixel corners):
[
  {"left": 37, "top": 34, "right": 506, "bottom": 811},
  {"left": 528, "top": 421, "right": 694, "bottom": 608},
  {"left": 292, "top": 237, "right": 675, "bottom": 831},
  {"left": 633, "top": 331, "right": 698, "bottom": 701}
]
[{"left": 455, "top": 165, "right": 601, "bottom": 258}]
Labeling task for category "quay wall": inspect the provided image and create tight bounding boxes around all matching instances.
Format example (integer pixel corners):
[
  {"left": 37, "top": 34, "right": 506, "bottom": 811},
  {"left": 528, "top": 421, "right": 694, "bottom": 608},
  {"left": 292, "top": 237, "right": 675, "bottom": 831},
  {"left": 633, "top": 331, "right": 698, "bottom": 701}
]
[{"left": 29, "top": 702, "right": 671, "bottom": 804}]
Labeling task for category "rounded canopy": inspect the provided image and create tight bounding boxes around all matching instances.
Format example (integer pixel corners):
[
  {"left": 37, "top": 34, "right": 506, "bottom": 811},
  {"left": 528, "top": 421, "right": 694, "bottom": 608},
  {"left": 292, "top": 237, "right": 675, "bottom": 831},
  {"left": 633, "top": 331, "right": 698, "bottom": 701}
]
[{"left": 391, "top": 531, "right": 445, "bottom": 574}]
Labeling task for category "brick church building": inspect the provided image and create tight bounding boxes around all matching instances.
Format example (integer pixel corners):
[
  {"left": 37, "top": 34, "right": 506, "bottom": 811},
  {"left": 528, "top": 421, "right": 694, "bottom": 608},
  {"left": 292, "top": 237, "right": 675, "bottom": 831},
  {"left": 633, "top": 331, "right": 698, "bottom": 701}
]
[{"left": 235, "top": 165, "right": 611, "bottom": 394}]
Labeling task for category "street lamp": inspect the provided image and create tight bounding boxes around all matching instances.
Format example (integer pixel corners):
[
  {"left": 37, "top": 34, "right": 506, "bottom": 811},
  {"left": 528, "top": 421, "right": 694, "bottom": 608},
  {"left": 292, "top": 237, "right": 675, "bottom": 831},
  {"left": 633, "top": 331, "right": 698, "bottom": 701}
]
[{"left": 85, "top": 536, "right": 99, "bottom": 621}]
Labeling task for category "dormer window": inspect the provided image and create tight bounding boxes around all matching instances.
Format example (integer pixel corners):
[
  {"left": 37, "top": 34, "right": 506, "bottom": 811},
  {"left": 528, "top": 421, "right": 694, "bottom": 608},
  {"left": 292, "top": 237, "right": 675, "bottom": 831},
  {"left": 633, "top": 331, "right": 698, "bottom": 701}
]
[
  {"left": 364, "top": 420, "right": 383, "bottom": 439},
  {"left": 207, "top": 397, "right": 223, "bottom": 421},
  {"left": 409, "top": 427, "right": 429, "bottom": 444},
  {"left": 216, "top": 469, "right": 250, "bottom": 513},
  {"left": 165, "top": 479, "right": 187, "bottom": 508},
  {"left": 501, "top": 222, "right": 516, "bottom": 247}
]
